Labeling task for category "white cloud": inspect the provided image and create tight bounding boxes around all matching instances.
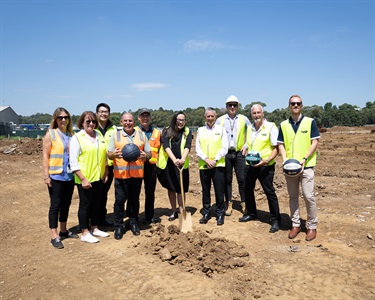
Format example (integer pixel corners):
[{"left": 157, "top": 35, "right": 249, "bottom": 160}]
[
  {"left": 130, "top": 83, "right": 169, "bottom": 91},
  {"left": 183, "top": 39, "right": 225, "bottom": 52},
  {"left": 45, "top": 59, "right": 55, "bottom": 63}
]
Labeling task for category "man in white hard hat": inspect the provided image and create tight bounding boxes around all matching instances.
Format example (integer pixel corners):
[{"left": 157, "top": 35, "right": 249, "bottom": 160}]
[{"left": 216, "top": 95, "right": 251, "bottom": 216}]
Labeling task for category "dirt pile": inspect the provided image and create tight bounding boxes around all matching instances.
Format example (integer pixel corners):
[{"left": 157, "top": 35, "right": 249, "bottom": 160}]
[{"left": 147, "top": 224, "right": 249, "bottom": 276}]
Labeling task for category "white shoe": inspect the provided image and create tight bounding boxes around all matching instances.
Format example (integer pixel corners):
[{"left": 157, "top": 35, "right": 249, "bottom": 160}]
[
  {"left": 81, "top": 232, "right": 99, "bottom": 243},
  {"left": 92, "top": 229, "right": 110, "bottom": 237}
]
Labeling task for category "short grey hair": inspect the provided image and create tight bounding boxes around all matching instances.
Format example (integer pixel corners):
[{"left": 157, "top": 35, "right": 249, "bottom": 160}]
[
  {"left": 204, "top": 107, "right": 216, "bottom": 116},
  {"left": 251, "top": 104, "right": 263, "bottom": 112}
]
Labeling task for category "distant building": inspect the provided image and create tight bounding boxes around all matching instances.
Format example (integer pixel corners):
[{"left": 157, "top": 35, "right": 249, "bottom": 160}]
[{"left": 0, "top": 106, "right": 19, "bottom": 125}]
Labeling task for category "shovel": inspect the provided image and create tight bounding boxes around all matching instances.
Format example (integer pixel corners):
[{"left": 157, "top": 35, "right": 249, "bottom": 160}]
[{"left": 178, "top": 167, "right": 193, "bottom": 233}]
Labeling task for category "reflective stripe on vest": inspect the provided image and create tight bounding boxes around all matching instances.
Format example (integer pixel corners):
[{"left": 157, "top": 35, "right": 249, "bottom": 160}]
[
  {"left": 113, "top": 130, "right": 145, "bottom": 178},
  {"left": 135, "top": 127, "right": 161, "bottom": 165},
  {"left": 197, "top": 125, "right": 225, "bottom": 169},
  {"left": 280, "top": 117, "right": 317, "bottom": 167},
  {"left": 157, "top": 127, "right": 190, "bottom": 170},
  {"left": 148, "top": 128, "right": 161, "bottom": 164},
  {"left": 74, "top": 131, "right": 107, "bottom": 184},
  {"left": 246, "top": 121, "right": 276, "bottom": 166},
  {"left": 48, "top": 129, "right": 71, "bottom": 174}
]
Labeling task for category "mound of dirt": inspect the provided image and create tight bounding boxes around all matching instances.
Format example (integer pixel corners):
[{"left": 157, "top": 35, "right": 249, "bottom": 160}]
[
  {"left": 147, "top": 224, "right": 249, "bottom": 277},
  {"left": 0, "top": 137, "right": 42, "bottom": 155}
]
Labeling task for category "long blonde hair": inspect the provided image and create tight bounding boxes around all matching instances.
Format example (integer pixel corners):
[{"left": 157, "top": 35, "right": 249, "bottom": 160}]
[{"left": 49, "top": 107, "right": 73, "bottom": 134}]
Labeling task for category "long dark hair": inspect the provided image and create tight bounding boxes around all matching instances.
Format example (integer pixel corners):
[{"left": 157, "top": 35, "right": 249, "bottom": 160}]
[{"left": 163, "top": 111, "right": 186, "bottom": 141}]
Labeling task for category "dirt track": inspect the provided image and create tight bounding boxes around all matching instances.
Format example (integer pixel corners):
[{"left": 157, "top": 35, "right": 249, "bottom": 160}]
[{"left": 1, "top": 126, "right": 375, "bottom": 299}]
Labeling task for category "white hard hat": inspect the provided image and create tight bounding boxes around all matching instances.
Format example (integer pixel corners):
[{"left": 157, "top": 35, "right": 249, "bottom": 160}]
[{"left": 226, "top": 95, "right": 239, "bottom": 104}]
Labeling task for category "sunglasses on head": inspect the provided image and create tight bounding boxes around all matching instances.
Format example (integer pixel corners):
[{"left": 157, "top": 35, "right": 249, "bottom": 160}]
[
  {"left": 290, "top": 102, "right": 302, "bottom": 106},
  {"left": 85, "top": 119, "right": 97, "bottom": 124},
  {"left": 57, "top": 116, "right": 69, "bottom": 120},
  {"left": 227, "top": 103, "right": 238, "bottom": 108}
]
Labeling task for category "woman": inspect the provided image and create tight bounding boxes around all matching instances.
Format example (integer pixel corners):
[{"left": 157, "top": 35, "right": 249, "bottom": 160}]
[
  {"left": 43, "top": 107, "right": 77, "bottom": 249},
  {"left": 70, "top": 111, "right": 109, "bottom": 243},
  {"left": 157, "top": 111, "right": 192, "bottom": 221}
]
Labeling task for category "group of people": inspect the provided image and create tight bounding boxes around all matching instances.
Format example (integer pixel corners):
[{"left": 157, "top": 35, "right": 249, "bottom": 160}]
[{"left": 43, "top": 94, "right": 320, "bottom": 249}]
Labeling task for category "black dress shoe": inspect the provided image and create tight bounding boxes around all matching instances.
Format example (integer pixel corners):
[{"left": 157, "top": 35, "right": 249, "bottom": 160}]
[
  {"left": 216, "top": 215, "right": 224, "bottom": 226},
  {"left": 238, "top": 215, "right": 257, "bottom": 222},
  {"left": 114, "top": 227, "right": 124, "bottom": 240},
  {"left": 146, "top": 216, "right": 161, "bottom": 224},
  {"left": 269, "top": 221, "right": 280, "bottom": 233},
  {"left": 130, "top": 223, "right": 140, "bottom": 236},
  {"left": 199, "top": 214, "right": 211, "bottom": 224}
]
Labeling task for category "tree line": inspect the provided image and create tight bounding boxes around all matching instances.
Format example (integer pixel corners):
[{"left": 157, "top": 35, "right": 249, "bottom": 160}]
[{"left": 19, "top": 101, "right": 375, "bottom": 129}]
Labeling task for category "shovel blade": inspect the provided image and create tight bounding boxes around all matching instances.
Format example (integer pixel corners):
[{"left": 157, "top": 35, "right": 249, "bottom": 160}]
[{"left": 178, "top": 211, "right": 193, "bottom": 233}]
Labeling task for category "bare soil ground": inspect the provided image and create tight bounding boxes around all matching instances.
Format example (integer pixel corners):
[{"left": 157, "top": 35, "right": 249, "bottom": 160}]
[{"left": 1, "top": 126, "right": 375, "bottom": 300}]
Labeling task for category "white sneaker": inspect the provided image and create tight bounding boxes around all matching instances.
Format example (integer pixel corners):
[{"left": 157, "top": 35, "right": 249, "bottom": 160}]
[
  {"left": 81, "top": 232, "right": 99, "bottom": 243},
  {"left": 92, "top": 229, "right": 110, "bottom": 237}
]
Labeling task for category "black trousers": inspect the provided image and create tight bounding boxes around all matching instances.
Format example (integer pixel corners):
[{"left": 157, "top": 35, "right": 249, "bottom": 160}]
[
  {"left": 48, "top": 179, "right": 74, "bottom": 228},
  {"left": 114, "top": 178, "right": 142, "bottom": 227},
  {"left": 143, "top": 162, "right": 157, "bottom": 220},
  {"left": 200, "top": 167, "right": 226, "bottom": 217},
  {"left": 77, "top": 180, "right": 104, "bottom": 230},
  {"left": 98, "top": 165, "right": 114, "bottom": 223},
  {"left": 244, "top": 164, "right": 281, "bottom": 223},
  {"left": 225, "top": 150, "right": 246, "bottom": 202}
]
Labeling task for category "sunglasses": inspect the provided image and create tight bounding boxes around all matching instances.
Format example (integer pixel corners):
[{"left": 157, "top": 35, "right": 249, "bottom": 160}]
[
  {"left": 85, "top": 120, "right": 97, "bottom": 124},
  {"left": 227, "top": 103, "right": 238, "bottom": 108},
  {"left": 57, "top": 116, "right": 69, "bottom": 120},
  {"left": 290, "top": 102, "right": 302, "bottom": 106}
]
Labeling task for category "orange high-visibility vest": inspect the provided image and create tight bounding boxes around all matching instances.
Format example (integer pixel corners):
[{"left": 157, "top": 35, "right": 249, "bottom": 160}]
[
  {"left": 113, "top": 130, "right": 146, "bottom": 178},
  {"left": 48, "top": 129, "right": 72, "bottom": 174}
]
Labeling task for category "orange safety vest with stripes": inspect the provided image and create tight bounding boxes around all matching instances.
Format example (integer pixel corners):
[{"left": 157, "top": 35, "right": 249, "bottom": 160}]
[
  {"left": 113, "top": 130, "right": 146, "bottom": 179},
  {"left": 48, "top": 129, "right": 72, "bottom": 174},
  {"left": 136, "top": 126, "right": 161, "bottom": 164}
]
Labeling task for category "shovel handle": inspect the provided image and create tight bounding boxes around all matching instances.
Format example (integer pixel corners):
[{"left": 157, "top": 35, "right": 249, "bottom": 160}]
[{"left": 178, "top": 166, "right": 186, "bottom": 210}]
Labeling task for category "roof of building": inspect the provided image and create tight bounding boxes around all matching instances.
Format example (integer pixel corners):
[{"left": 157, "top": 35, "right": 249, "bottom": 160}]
[{"left": 0, "top": 106, "right": 11, "bottom": 112}]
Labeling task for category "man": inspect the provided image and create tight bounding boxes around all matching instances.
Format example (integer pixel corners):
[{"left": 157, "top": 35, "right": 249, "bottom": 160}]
[
  {"left": 95, "top": 103, "right": 118, "bottom": 228},
  {"left": 137, "top": 108, "right": 161, "bottom": 224},
  {"left": 278, "top": 94, "right": 320, "bottom": 241},
  {"left": 216, "top": 95, "right": 250, "bottom": 216},
  {"left": 239, "top": 104, "right": 281, "bottom": 233},
  {"left": 107, "top": 112, "right": 151, "bottom": 240},
  {"left": 196, "top": 107, "right": 228, "bottom": 225}
]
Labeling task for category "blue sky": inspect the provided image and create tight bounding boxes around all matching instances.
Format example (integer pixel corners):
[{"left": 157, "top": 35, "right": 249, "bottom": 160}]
[{"left": 1, "top": 0, "right": 374, "bottom": 116}]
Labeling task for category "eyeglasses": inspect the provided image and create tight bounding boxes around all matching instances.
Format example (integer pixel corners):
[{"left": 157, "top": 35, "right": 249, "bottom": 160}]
[
  {"left": 57, "top": 116, "right": 69, "bottom": 120},
  {"left": 177, "top": 118, "right": 185, "bottom": 122},
  {"left": 98, "top": 110, "right": 109, "bottom": 114},
  {"left": 290, "top": 102, "right": 302, "bottom": 106},
  {"left": 227, "top": 103, "right": 238, "bottom": 108},
  {"left": 85, "top": 120, "right": 97, "bottom": 124}
]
